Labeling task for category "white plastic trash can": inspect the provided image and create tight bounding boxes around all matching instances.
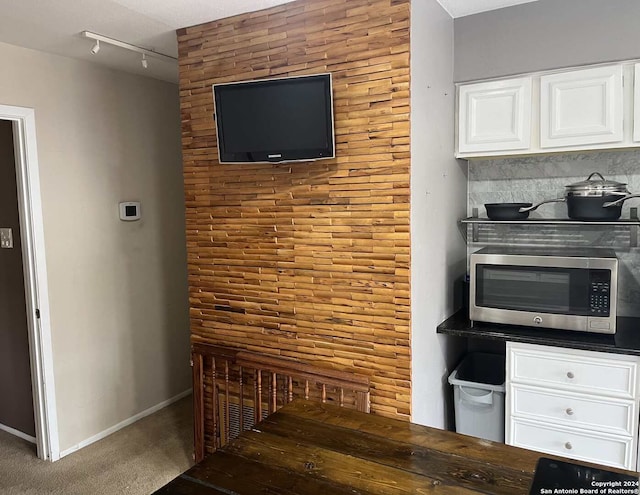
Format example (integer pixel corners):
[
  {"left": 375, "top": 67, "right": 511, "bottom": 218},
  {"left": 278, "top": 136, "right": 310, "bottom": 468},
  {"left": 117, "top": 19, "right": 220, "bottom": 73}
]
[{"left": 448, "top": 352, "right": 506, "bottom": 443}]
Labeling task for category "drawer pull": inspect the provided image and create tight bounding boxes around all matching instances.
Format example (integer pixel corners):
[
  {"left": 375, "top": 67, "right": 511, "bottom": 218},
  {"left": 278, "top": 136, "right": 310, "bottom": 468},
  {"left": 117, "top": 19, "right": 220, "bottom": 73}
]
[
  {"left": 564, "top": 442, "right": 573, "bottom": 450},
  {"left": 565, "top": 408, "right": 574, "bottom": 416},
  {"left": 566, "top": 371, "right": 575, "bottom": 379}
]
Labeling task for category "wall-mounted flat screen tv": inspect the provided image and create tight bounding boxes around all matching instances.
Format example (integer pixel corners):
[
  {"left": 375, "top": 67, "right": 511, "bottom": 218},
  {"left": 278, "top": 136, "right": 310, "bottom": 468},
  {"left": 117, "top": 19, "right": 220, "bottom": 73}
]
[{"left": 212, "top": 73, "right": 335, "bottom": 164}]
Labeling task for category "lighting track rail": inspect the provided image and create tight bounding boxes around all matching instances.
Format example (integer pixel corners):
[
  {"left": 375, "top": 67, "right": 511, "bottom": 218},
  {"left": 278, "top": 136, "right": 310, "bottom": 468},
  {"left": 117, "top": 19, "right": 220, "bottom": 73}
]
[{"left": 80, "top": 31, "right": 177, "bottom": 64}]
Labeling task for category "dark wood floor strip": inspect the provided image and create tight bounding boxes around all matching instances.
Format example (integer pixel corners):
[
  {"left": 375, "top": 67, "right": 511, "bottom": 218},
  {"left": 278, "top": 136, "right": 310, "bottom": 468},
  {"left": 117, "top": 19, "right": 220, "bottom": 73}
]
[
  {"left": 152, "top": 475, "right": 231, "bottom": 495},
  {"left": 181, "top": 475, "right": 242, "bottom": 495}
]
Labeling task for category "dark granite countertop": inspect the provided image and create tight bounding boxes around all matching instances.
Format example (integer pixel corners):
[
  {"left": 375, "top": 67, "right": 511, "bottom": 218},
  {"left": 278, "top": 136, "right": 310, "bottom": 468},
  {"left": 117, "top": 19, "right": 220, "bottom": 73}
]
[{"left": 437, "top": 310, "right": 640, "bottom": 356}]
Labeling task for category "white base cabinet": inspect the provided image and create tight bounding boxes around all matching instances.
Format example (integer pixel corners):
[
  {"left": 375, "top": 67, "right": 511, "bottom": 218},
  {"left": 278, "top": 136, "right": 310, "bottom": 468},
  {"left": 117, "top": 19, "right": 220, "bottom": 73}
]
[{"left": 506, "top": 342, "right": 640, "bottom": 470}]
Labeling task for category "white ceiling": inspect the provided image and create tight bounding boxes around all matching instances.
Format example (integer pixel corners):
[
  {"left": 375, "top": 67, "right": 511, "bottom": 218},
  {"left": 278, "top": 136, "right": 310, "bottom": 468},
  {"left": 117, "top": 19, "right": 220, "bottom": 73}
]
[
  {"left": 436, "top": 0, "right": 538, "bottom": 18},
  {"left": 0, "top": 0, "right": 537, "bottom": 84}
]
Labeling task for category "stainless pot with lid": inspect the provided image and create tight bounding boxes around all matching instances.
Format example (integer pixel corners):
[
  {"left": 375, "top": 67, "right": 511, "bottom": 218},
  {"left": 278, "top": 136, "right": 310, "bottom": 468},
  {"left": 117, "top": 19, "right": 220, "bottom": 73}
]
[{"left": 563, "top": 172, "right": 634, "bottom": 220}]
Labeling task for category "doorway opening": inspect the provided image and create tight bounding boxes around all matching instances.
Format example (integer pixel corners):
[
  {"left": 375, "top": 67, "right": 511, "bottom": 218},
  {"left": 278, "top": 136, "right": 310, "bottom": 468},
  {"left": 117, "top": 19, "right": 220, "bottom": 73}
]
[
  {"left": 0, "top": 105, "right": 58, "bottom": 461},
  {"left": 0, "top": 120, "right": 35, "bottom": 444}
]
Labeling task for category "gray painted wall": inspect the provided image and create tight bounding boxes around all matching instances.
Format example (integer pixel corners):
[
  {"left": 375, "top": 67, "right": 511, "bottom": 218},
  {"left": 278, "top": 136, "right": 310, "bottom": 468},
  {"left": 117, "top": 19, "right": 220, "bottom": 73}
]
[
  {"left": 411, "top": 0, "right": 468, "bottom": 429},
  {"left": 0, "top": 40, "right": 191, "bottom": 455},
  {"left": 454, "top": 0, "right": 640, "bottom": 82}
]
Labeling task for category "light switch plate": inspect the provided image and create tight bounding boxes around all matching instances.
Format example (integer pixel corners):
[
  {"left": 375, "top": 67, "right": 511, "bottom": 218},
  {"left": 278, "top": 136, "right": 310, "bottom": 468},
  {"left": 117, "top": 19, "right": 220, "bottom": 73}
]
[{"left": 0, "top": 228, "right": 13, "bottom": 249}]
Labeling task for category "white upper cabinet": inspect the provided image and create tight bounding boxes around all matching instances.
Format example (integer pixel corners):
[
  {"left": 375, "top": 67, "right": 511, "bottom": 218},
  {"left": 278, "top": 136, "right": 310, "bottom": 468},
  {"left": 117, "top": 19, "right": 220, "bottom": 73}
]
[
  {"left": 458, "top": 77, "right": 532, "bottom": 154},
  {"left": 455, "top": 60, "right": 640, "bottom": 158},
  {"left": 540, "top": 65, "right": 623, "bottom": 148}
]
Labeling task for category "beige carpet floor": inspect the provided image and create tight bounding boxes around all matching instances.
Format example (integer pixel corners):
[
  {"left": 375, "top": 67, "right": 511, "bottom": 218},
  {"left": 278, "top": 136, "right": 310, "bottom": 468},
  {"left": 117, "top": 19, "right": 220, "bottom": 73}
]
[{"left": 0, "top": 395, "right": 194, "bottom": 495}]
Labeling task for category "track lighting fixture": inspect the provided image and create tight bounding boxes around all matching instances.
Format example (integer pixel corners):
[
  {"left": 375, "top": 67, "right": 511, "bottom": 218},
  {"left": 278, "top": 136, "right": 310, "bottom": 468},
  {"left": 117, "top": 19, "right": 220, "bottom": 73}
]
[{"left": 80, "top": 31, "right": 177, "bottom": 67}]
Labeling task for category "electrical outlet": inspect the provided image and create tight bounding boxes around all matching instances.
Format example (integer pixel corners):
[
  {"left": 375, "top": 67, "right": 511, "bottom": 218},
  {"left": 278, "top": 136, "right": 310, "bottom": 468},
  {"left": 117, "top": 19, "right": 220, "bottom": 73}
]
[{"left": 0, "top": 228, "right": 13, "bottom": 249}]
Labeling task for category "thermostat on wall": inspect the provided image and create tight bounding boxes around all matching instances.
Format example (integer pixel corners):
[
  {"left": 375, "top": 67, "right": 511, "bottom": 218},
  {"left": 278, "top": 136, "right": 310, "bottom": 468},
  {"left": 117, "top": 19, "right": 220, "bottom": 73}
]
[{"left": 119, "top": 201, "right": 141, "bottom": 221}]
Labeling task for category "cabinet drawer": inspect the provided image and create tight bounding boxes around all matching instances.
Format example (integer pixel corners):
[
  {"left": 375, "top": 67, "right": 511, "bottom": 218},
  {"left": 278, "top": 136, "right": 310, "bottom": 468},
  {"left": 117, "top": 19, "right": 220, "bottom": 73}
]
[
  {"left": 510, "top": 418, "right": 634, "bottom": 470},
  {"left": 508, "top": 344, "right": 638, "bottom": 398},
  {"left": 510, "top": 384, "right": 636, "bottom": 436}
]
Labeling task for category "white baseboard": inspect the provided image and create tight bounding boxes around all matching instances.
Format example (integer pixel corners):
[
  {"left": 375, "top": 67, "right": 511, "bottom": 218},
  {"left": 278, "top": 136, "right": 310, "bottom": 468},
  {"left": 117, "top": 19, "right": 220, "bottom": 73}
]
[
  {"left": 59, "top": 388, "right": 192, "bottom": 459},
  {"left": 0, "top": 422, "right": 37, "bottom": 444}
]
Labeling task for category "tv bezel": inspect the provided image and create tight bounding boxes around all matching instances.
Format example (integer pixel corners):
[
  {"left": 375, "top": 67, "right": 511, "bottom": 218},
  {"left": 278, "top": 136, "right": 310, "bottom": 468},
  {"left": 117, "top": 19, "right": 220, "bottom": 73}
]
[{"left": 212, "top": 73, "right": 335, "bottom": 164}]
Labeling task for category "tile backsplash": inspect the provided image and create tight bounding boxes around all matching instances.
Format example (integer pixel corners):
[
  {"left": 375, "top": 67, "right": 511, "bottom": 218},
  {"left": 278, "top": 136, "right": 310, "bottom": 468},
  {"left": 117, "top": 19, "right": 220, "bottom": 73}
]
[{"left": 467, "top": 150, "right": 640, "bottom": 317}]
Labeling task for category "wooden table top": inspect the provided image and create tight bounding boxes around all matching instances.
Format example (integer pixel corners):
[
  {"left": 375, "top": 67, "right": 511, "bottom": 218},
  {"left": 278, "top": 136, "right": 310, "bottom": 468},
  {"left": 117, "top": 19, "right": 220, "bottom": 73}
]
[{"left": 153, "top": 399, "right": 631, "bottom": 495}]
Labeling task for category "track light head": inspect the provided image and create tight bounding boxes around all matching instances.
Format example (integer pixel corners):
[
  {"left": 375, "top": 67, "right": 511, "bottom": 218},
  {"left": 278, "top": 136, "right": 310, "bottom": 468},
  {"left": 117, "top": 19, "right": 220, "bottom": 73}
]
[
  {"left": 141, "top": 54, "right": 148, "bottom": 69},
  {"left": 90, "top": 40, "right": 100, "bottom": 54}
]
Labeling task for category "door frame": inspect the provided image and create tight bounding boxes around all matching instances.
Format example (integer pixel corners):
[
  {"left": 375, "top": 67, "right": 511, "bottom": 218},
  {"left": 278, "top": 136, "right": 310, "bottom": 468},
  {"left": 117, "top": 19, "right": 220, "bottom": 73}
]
[{"left": 1, "top": 104, "right": 59, "bottom": 461}]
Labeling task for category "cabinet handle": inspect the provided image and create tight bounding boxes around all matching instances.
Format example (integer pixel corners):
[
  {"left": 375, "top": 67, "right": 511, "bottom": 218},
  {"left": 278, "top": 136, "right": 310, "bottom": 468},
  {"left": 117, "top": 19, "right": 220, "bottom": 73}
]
[
  {"left": 566, "top": 371, "right": 575, "bottom": 379},
  {"left": 564, "top": 442, "right": 573, "bottom": 450},
  {"left": 565, "top": 408, "right": 574, "bottom": 416}
]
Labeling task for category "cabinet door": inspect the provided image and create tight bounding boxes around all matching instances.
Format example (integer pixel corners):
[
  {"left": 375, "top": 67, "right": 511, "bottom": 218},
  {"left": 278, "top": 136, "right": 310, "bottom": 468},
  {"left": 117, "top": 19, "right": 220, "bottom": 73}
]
[
  {"left": 540, "top": 65, "right": 623, "bottom": 148},
  {"left": 457, "top": 77, "right": 532, "bottom": 154}
]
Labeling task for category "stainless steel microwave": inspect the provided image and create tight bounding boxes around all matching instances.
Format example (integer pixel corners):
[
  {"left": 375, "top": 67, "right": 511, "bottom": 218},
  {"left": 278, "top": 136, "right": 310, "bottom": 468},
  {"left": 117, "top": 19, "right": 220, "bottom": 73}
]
[{"left": 469, "top": 247, "right": 618, "bottom": 334}]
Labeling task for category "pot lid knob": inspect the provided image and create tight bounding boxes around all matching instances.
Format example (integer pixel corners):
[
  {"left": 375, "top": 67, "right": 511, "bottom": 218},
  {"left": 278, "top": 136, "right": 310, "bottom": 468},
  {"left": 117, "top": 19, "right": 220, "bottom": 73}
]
[{"left": 587, "top": 172, "right": 606, "bottom": 181}]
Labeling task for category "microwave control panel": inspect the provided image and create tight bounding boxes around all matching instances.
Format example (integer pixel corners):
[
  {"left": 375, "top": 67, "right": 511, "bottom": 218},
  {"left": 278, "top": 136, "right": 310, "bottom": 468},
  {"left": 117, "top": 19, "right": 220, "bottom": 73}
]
[{"left": 589, "top": 270, "right": 610, "bottom": 316}]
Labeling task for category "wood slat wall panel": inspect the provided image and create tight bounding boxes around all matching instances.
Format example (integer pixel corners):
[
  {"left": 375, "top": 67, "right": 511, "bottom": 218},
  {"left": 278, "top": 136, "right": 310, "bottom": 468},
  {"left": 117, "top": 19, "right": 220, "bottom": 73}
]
[{"left": 178, "top": 0, "right": 411, "bottom": 419}]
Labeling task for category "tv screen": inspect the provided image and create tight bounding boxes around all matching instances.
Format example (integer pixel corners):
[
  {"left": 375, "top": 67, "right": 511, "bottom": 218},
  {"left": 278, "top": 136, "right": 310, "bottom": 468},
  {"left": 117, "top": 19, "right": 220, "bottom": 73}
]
[{"left": 212, "top": 73, "right": 335, "bottom": 164}]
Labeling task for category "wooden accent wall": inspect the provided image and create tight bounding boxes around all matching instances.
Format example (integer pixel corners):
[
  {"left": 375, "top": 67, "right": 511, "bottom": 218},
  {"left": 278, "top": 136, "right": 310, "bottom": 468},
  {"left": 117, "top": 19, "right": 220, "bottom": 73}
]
[{"left": 177, "top": 0, "right": 411, "bottom": 419}]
